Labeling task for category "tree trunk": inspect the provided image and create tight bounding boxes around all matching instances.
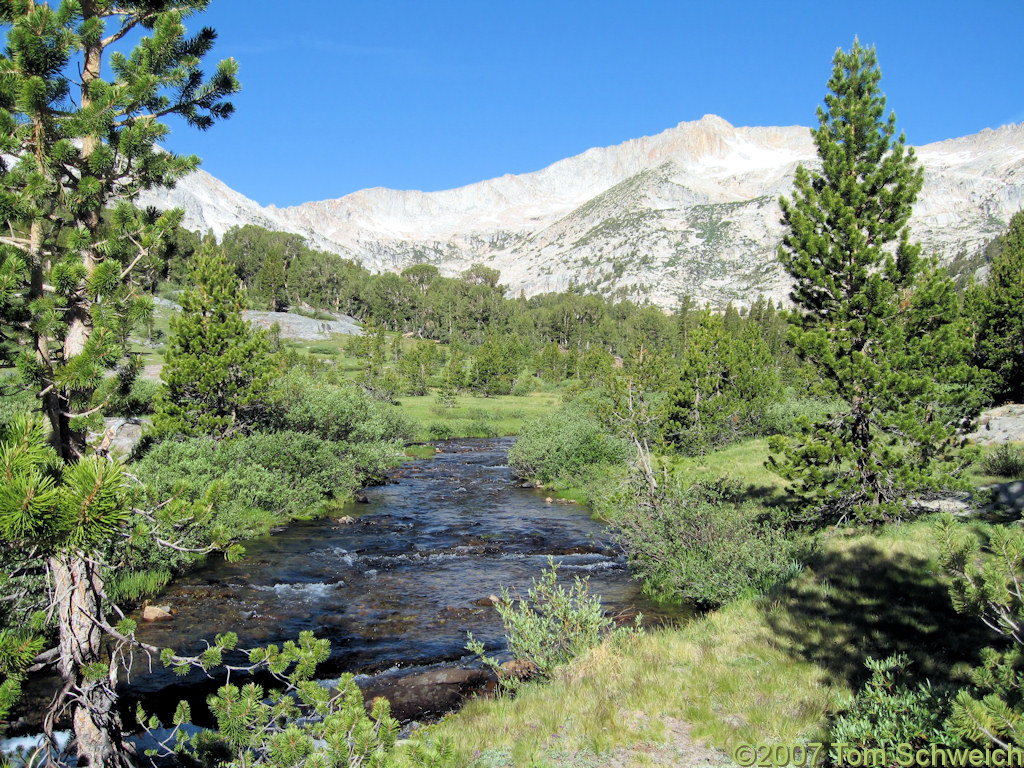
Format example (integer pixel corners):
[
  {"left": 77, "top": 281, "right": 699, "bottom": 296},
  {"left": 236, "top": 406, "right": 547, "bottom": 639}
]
[
  {"left": 850, "top": 393, "right": 878, "bottom": 505},
  {"left": 49, "top": 554, "right": 135, "bottom": 768}
]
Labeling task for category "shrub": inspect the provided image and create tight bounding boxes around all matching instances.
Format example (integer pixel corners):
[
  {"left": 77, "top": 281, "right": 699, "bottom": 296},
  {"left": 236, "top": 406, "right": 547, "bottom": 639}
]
[
  {"left": 307, "top": 345, "right": 339, "bottom": 356},
  {"left": 605, "top": 477, "right": 803, "bottom": 608},
  {"left": 830, "top": 654, "right": 952, "bottom": 760},
  {"left": 466, "top": 559, "right": 638, "bottom": 691},
  {"left": 509, "top": 400, "right": 627, "bottom": 485},
  {"left": 428, "top": 422, "right": 457, "bottom": 440},
  {"left": 131, "top": 427, "right": 394, "bottom": 541},
  {"left": 761, "top": 390, "right": 841, "bottom": 437},
  {"left": 269, "top": 368, "right": 413, "bottom": 445},
  {"left": 510, "top": 375, "right": 537, "bottom": 397},
  {"left": 0, "top": 386, "right": 37, "bottom": 428},
  {"left": 464, "top": 418, "right": 499, "bottom": 438},
  {"left": 291, "top": 306, "right": 337, "bottom": 321},
  {"left": 980, "top": 443, "right": 1024, "bottom": 478}
]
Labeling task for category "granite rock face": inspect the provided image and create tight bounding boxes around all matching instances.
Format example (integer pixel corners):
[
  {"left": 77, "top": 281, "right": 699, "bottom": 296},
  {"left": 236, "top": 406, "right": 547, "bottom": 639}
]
[{"left": 139, "top": 116, "right": 1024, "bottom": 308}]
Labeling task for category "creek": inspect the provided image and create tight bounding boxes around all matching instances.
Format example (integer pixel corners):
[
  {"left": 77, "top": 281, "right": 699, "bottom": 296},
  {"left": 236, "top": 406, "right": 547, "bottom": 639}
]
[{"left": 23, "top": 438, "right": 689, "bottom": 734}]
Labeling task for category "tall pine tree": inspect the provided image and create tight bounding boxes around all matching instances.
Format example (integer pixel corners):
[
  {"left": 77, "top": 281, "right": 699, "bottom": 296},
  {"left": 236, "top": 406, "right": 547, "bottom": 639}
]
[
  {"left": 769, "top": 40, "right": 976, "bottom": 525},
  {"left": 973, "top": 210, "right": 1024, "bottom": 403},
  {"left": 0, "top": 3, "right": 238, "bottom": 765},
  {"left": 154, "top": 245, "right": 274, "bottom": 439}
]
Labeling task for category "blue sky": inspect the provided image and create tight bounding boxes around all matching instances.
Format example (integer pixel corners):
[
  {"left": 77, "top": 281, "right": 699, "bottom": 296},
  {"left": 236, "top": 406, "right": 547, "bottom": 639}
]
[{"left": 158, "top": 0, "right": 1023, "bottom": 208}]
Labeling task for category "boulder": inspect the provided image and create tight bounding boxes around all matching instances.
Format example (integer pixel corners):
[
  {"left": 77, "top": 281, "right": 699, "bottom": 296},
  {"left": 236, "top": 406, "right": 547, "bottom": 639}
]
[
  {"left": 356, "top": 667, "right": 493, "bottom": 721},
  {"left": 499, "top": 659, "right": 539, "bottom": 681},
  {"left": 142, "top": 605, "right": 174, "bottom": 622}
]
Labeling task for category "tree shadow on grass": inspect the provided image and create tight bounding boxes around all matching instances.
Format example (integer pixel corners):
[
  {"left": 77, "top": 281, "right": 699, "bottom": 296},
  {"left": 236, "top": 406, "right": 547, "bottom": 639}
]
[{"left": 763, "top": 539, "right": 999, "bottom": 691}]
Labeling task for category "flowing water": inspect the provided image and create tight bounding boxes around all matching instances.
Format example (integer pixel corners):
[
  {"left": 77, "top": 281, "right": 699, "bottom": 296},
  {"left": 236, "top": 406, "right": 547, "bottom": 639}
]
[{"left": 120, "top": 439, "right": 687, "bottom": 723}]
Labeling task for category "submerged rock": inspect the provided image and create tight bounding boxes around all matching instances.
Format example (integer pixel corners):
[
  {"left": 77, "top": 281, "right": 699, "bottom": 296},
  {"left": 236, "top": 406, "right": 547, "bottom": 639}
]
[
  {"left": 473, "top": 595, "right": 502, "bottom": 607},
  {"left": 356, "top": 667, "right": 493, "bottom": 721},
  {"left": 142, "top": 605, "right": 174, "bottom": 622}
]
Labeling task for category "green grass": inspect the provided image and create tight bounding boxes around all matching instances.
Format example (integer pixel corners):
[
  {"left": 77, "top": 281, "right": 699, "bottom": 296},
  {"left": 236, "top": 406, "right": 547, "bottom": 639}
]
[
  {"left": 664, "top": 438, "right": 790, "bottom": 506},
  {"left": 405, "top": 515, "right": 997, "bottom": 767},
  {"left": 395, "top": 391, "right": 564, "bottom": 441},
  {"left": 402, "top": 444, "right": 439, "bottom": 460},
  {"left": 967, "top": 441, "right": 1024, "bottom": 486}
]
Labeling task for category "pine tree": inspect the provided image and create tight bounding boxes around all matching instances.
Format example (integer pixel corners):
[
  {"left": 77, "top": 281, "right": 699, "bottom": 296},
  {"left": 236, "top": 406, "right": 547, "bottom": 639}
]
[
  {"left": 0, "top": 0, "right": 239, "bottom": 459},
  {"left": 0, "top": 3, "right": 238, "bottom": 764},
  {"left": 155, "top": 245, "right": 274, "bottom": 439},
  {"left": 470, "top": 334, "right": 523, "bottom": 396},
  {"left": 973, "top": 210, "right": 1024, "bottom": 403},
  {"left": 769, "top": 40, "right": 975, "bottom": 525},
  {"left": 938, "top": 514, "right": 1024, "bottom": 750},
  {"left": 663, "top": 313, "right": 781, "bottom": 456}
]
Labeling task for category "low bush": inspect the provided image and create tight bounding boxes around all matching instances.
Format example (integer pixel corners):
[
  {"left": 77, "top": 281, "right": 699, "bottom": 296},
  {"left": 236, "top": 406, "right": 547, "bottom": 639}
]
[
  {"left": 511, "top": 375, "right": 538, "bottom": 397},
  {"left": 290, "top": 306, "right": 337, "bottom": 321},
  {"left": 761, "top": 390, "right": 841, "bottom": 437},
  {"left": 268, "top": 368, "right": 413, "bottom": 445},
  {"left": 428, "top": 422, "right": 457, "bottom": 440},
  {"left": 605, "top": 477, "right": 803, "bottom": 608},
  {"left": 830, "top": 654, "right": 953, "bottom": 759},
  {"left": 509, "top": 400, "right": 627, "bottom": 485},
  {"left": 0, "top": 386, "right": 37, "bottom": 428},
  {"left": 466, "top": 559, "right": 638, "bottom": 692},
  {"left": 981, "top": 443, "right": 1024, "bottom": 478},
  {"left": 307, "top": 345, "right": 339, "bottom": 356},
  {"left": 132, "top": 425, "right": 397, "bottom": 541},
  {"left": 464, "top": 418, "right": 499, "bottom": 438}
]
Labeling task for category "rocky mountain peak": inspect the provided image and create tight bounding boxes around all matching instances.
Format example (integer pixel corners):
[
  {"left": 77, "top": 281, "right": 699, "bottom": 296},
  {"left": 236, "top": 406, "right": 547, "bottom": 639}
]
[{"left": 139, "top": 116, "right": 1024, "bottom": 308}]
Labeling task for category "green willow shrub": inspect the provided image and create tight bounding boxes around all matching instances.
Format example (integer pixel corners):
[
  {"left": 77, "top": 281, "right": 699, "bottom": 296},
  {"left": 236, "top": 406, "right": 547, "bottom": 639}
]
[
  {"left": 428, "top": 422, "right": 457, "bottom": 440},
  {"left": 607, "top": 477, "right": 802, "bottom": 608},
  {"left": 466, "top": 559, "right": 639, "bottom": 692},
  {"left": 760, "top": 389, "right": 842, "bottom": 438},
  {"left": 268, "top": 368, "right": 413, "bottom": 446},
  {"left": 508, "top": 399, "right": 627, "bottom": 485},
  {"left": 132, "top": 429, "right": 389, "bottom": 540}
]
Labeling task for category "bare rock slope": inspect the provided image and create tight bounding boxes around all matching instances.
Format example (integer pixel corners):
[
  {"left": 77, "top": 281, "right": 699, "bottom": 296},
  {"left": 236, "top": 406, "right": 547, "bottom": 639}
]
[{"left": 140, "top": 115, "right": 1024, "bottom": 308}]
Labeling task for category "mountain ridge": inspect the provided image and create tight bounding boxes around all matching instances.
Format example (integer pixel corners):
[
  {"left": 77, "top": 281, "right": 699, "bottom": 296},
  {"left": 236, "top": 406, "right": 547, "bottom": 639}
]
[{"left": 139, "top": 115, "right": 1024, "bottom": 308}]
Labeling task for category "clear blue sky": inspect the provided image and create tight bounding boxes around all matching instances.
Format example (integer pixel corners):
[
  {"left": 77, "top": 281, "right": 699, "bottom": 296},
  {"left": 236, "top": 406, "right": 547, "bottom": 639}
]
[{"left": 159, "top": 0, "right": 1023, "bottom": 208}]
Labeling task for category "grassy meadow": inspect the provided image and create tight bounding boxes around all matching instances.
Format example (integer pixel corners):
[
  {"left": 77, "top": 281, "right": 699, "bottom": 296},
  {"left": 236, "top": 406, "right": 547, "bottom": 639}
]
[
  {"left": 395, "top": 391, "right": 564, "bottom": 442},
  {"left": 400, "top": 510, "right": 1004, "bottom": 767}
]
